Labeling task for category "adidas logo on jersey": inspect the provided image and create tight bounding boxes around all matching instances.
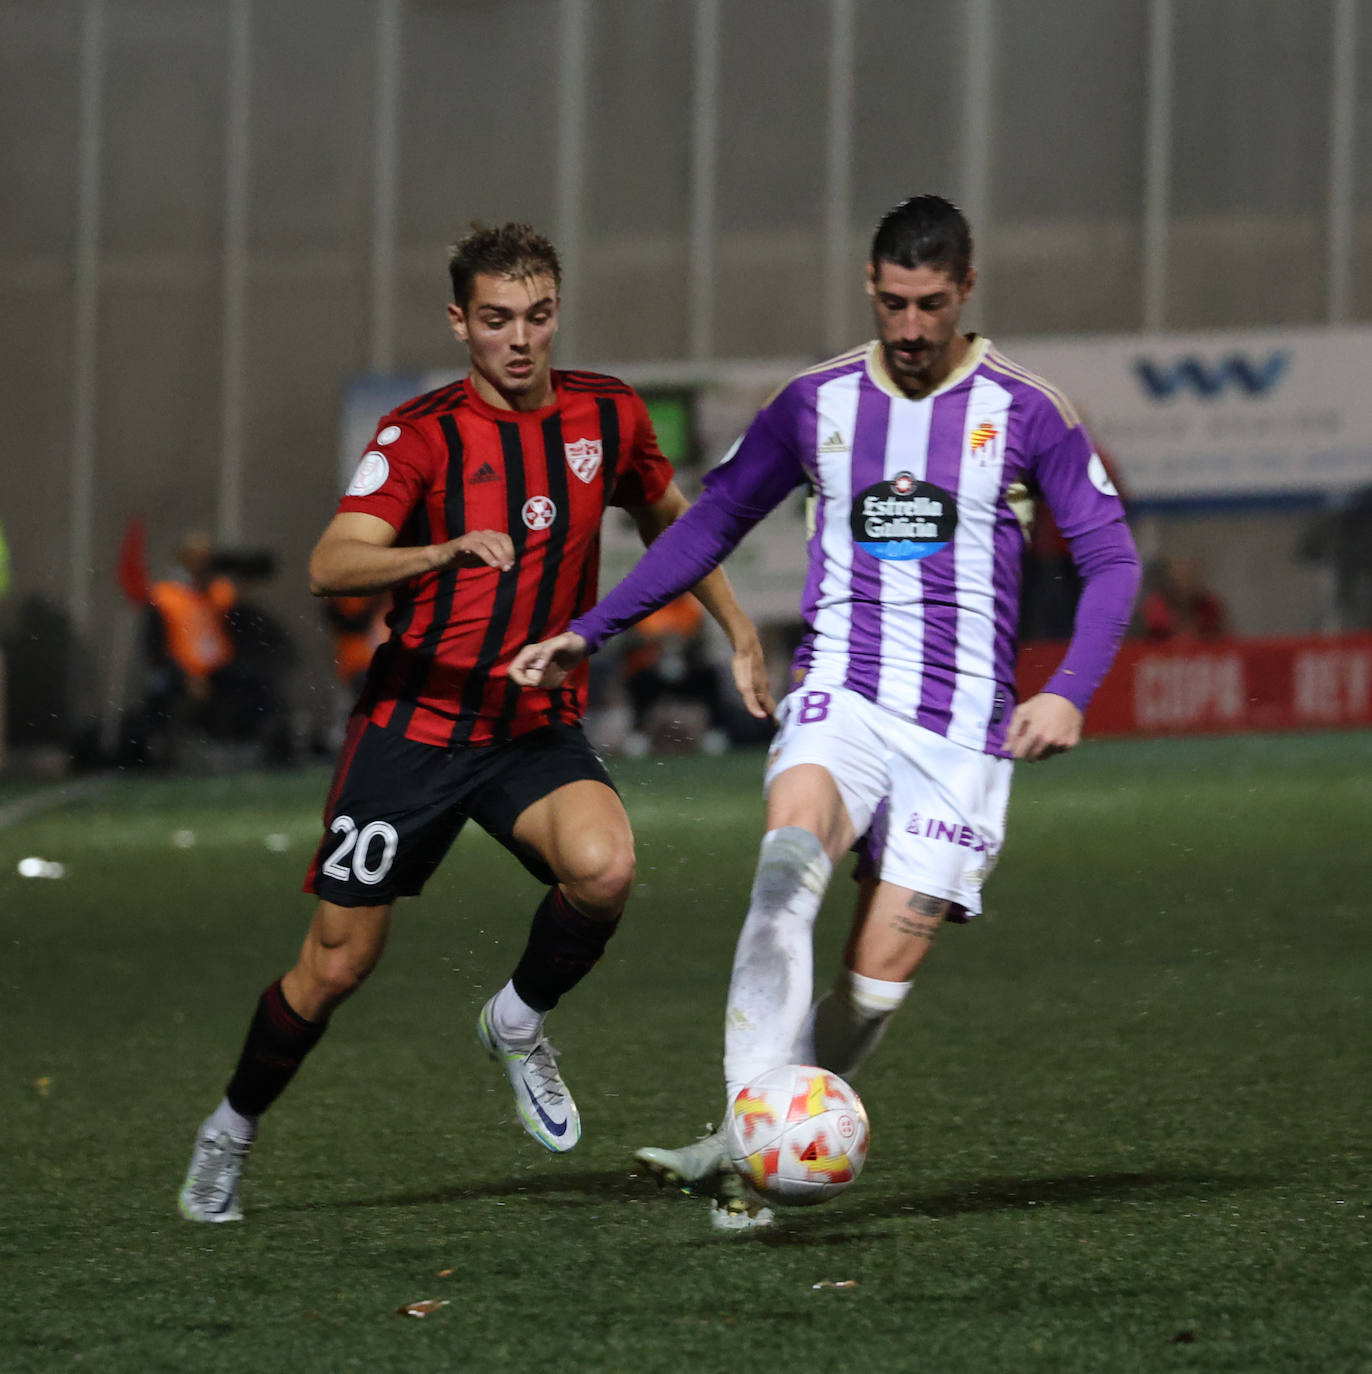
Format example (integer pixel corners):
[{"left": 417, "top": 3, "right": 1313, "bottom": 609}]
[
  {"left": 818, "top": 430, "right": 848, "bottom": 453},
  {"left": 471, "top": 462, "right": 499, "bottom": 484}
]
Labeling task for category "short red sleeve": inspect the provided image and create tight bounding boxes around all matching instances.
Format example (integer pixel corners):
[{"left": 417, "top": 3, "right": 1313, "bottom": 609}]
[
  {"left": 608, "top": 392, "right": 674, "bottom": 509},
  {"left": 336, "top": 418, "right": 434, "bottom": 531}
]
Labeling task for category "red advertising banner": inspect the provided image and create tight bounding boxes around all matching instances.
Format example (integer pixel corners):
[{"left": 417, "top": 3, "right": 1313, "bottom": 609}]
[{"left": 1018, "top": 633, "right": 1372, "bottom": 737}]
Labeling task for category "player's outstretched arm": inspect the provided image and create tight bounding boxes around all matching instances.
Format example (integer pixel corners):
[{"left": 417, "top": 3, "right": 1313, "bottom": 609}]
[
  {"left": 510, "top": 632, "right": 588, "bottom": 689},
  {"left": 1006, "top": 692, "right": 1083, "bottom": 761},
  {"left": 628, "top": 483, "right": 776, "bottom": 721},
  {"left": 308, "top": 512, "right": 514, "bottom": 595}
]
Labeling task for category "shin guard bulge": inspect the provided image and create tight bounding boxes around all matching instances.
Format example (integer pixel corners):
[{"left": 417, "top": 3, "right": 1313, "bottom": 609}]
[{"left": 723, "top": 827, "right": 832, "bottom": 1099}]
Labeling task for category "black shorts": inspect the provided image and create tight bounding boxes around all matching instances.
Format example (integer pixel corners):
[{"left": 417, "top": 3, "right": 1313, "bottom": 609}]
[{"left": 305, "top": 719, "right": 616, "bottom": 907}]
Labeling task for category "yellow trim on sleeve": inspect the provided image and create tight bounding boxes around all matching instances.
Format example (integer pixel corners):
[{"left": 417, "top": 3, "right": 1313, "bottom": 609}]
[
  {"left": 761, "top": 344, "right": 869, "bottom": 408},
  {"left": 982, "top": 347, "right": 1082, "bottom": 427}
]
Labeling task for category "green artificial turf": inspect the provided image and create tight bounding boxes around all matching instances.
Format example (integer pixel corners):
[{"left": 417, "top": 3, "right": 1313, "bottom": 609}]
[{"left": 2, "top": 734, "right": 1370, "bottom": 1372}]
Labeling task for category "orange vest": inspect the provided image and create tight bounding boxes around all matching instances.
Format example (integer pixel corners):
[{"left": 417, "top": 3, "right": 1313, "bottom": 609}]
[
  {"left": 149, "top": 578, "right": 235, "bottom": 677},
  {"left": 327, "top": 595, "right": 390, "bottom": 686},
  {"left": 622, "top": 596, "right": 704, "bottom": 677}
]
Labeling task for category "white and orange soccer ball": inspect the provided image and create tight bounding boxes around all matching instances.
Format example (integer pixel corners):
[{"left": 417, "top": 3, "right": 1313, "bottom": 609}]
[{"left": 724, "top": 1064, "right": 870, "bottom": 1206}]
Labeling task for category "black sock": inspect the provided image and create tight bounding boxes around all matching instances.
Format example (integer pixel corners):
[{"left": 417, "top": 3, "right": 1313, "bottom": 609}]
[
  {"left": 223, "top": 980, "right": 327, "bottom": 1118},
  {"left": 510, "top": 888, "right": 621, "bottom": 1013}
]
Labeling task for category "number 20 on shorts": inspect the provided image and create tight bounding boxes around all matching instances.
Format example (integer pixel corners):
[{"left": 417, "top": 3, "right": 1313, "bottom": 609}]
[{"left": 322, "top": 815, "right": 399, "bottom": 886}]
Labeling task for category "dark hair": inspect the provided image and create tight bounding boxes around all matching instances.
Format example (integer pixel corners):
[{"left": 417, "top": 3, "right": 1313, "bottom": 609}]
[
  {"left": 447, "top": 222, "right": 562, "bottom": 308},
  {"left": 869, "top": 195, "right": 973, "bottom": 283}
]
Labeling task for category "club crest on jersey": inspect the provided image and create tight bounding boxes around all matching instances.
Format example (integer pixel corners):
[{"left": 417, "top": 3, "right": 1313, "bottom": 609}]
[
  {"left": 968, "top": 420, "right": 1004, "bottom": 468},
  {"left": 850, "top": 471, "right": 957, "bottom": 561},
  {"left": 522, "top": 495, "right": 557, "bottom": 530},
  {"left": 564, "top": 438, "right": 602, "bottom": 483}
]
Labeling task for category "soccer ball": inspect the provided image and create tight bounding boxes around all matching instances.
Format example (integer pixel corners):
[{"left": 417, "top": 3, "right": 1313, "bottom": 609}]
[{"left": 724, "top": 1064, "right": 869, "bottom": 1206}]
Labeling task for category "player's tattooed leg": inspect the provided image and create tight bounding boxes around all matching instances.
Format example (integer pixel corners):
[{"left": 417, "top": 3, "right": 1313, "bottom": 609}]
[{"left": 887, "top": 891, "right": 951, "bottom": 944}]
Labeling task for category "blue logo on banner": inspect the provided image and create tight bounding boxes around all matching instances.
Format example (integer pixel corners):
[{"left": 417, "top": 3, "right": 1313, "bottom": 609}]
[
  {"left": 1133, "top": 352, "right": 1288, "bottom": 402},
  {"left": 850, "top": 473, "right": 957, "bottom": 561}
]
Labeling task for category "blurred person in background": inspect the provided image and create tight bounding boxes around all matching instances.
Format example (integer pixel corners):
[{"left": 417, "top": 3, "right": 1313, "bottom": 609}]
[
  {"left": 318, "top": 592, "right": 391, "bottom": 753},
  {"left": 515, "top": 194, "right": 1141, "bottom": 1228},
  {"left": 133, "top": 532, "right": 291, "bottom": 765},
  {"left": 1297, "top": 485, "right": 1372, "bottom": 631},
  {"left": 178, "top": 221, "right": 771, "bottom": 1223},
  {"left": 323, "top": 593, "right": 391, "bottom": 695},
  {"left": 1141, "top": 555, "right": 1229, "bottom": 641},
  {"left": 621, "top": 595, "right": 729, "bottom": 755},
  {"left": 148, "top": 531, "right": 236, "bottom": 708}
]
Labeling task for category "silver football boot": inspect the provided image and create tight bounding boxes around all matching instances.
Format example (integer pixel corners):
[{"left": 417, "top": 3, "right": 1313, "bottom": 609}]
[
  {"left": 478, "top": 998, "right": 582, "bottom": 1151},
  {"left": 635, "top": 1127, "right": 774, "bottom": 1231},
  {"left": 178, "top": 1122, "right": 251, "bottom": 1223}
]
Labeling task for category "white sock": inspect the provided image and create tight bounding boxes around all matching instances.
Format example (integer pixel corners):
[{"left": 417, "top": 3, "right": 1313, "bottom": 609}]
[
  {"left": 723, "top": 827, "right": 832, "bottom": 1100},
  {"left": 489, "top": 981, "right": 544, "bottom": 1047},
  {"left": 207, "top": 1096, "right": 257, "bottom": 1144},
  {"left": 797, "top": 968, "right": 911, "bottom": 1079}
]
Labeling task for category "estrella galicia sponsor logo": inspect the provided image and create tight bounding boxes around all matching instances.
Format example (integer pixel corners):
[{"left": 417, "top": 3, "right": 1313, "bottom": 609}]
[
  {"left": 850, "top": 471, "right": 957, "bottom": 561},
  {"left": 1133, "top": 352, "right": 1288, "bottom": 402}
]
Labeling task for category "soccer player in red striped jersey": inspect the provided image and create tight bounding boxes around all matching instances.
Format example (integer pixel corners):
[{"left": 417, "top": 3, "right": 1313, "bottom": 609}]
[{"left": 179, "top": 223, "right": 772, "bottom": 1222}]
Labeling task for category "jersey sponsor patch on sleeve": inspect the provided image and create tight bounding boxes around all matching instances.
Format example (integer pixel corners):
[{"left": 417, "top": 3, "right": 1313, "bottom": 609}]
[
  {"left": 1088, "top": 453, "right": 1118, "bottom": 496},
  {"left": 347, "top": 451, "right": 390, "bottom": 497},
  {"left": 376, "top": 425, "right": 401, "bottom": 445}
]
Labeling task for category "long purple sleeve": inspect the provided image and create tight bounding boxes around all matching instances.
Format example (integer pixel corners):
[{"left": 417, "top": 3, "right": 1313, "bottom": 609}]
[
  {"left": 570, "top": 402, "right": 807, "bottom": 651},
  {"left": 570, "top": 488, "right": 762, "bottom": 651},
  {"left": 1040, "top": 519, "right": 1142, "bottom": 710}
]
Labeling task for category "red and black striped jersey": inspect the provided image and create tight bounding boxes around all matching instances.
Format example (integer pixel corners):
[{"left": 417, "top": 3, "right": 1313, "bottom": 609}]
[{"left": 336, "top": 370, "right": 672, "bottom": 748}]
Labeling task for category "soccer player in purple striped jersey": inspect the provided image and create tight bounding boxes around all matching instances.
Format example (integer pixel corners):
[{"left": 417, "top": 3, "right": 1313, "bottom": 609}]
[{"left": 512, "top": 195, "right": 1141, "bottom": 1227}]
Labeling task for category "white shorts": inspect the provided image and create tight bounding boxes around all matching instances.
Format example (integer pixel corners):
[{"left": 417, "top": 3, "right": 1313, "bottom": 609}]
[{"left": 764, "top": 685, "right": 1013, "bottom": 915}]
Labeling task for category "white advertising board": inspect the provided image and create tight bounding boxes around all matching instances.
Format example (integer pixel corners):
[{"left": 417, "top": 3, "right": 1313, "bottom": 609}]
[{"left": 1004, "top": 325, "right": 1372, "bottom": 504}]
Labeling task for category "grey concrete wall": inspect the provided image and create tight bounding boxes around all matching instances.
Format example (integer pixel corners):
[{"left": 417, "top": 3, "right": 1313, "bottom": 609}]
[{"left": 2, "top": 0, "right": 1369, "bottom": 742}]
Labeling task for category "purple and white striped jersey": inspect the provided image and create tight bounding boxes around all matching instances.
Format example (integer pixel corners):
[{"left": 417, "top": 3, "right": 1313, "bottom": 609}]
[{"left": 571, "top": 336, "right": 1139, "bottom": 757}]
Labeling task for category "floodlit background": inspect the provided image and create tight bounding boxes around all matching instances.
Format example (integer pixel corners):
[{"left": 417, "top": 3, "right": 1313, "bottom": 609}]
[
  {"left": 1, "top": 0, "right": 1370, "bottom": 764},
  {"left": 4, "top": 8, "right": 1372, "bottom": 1369}
]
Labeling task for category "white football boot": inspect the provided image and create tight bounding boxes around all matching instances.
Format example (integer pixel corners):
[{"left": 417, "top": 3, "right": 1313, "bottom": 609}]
[
  {"left": 178, "top": 1122, "right": 251, "bottom": 1222},
  {"left": 635, "top": 1128, "right": 774, "bottom": 1231},
  {"left": 635, "top": 1127, "right": 729, "bottom": 1190},
  {"left": 478, "top": 999, "right": 581, "bottom": 1152}
]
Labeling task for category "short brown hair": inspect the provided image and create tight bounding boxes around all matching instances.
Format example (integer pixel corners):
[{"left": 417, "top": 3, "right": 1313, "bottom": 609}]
[{"left": 447, "top": 222, "right": 562, "bottom": 309}]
